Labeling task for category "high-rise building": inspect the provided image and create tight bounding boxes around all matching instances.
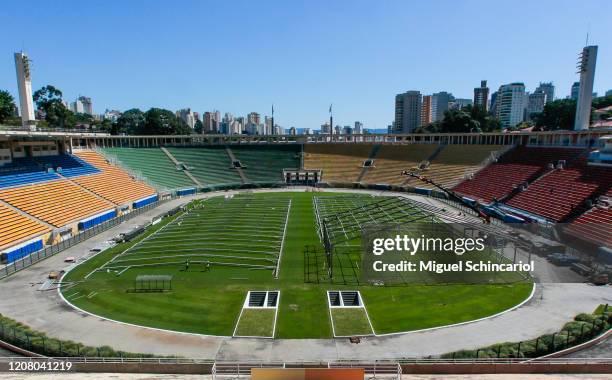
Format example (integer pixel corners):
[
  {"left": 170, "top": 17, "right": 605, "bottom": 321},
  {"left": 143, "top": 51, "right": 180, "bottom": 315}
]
[
  {"left": 14, "top": 52, "right": 36, "bottom": 130},
  {"left": 527, "top": 90, "right": 547, "bottom": 120},
  {"left": 264, "top": 116, "right": 273, "bottom": 135},
  {"left": 571, "top": 82, "right": 580, "bottom": 100},
  {"left": 288, "top": 127, "right": 297, "bottom": 135},
  {"left": 354, "top": 121, "right": 363, "bottom": 134},
  {"left": 247, "top": 112, "right": 260, "bottom": 125},
  {"left": 473, "top": 80, "right": 489, "bottom": 111},
  {"left": 574, "top": 45, "right": 598, "bottom": 130},
  {"left": 80, "top": 96, "right": 93, "bottom": 115},
  {"left": 71, "top": 99, "right": 84, "bottom": 114},
  {"left": 394, "top": 91, "right": 422, "bottom": 133},
  {"left": 490, "top": 91, "right": 498, "bottom": 116},
  {"left": 431, "top": 91, "right": 454, "bottom": 122},
  {"left": 496, "top": 83, "right": 527, "bottom": 128},
  {"left": 203, "top": 111, "right": 220, "bottom": 133},
  {"left": 420, "top": 95, "right": 432, "bottom": 126},
  {"left": 606, "top": 90, "right": 612, "bottom": 97},
  {"left": 71, "top": 96, "right": 93, "bottom": 115},
  {"left": 177, "top": 108, "right": 196, "bottom": 128},
  {"left": 535, "top": 82, "right": 555, "bottom": 104},
  {"left": 321, "top": 122, "right": 332, "bottom": 134}
]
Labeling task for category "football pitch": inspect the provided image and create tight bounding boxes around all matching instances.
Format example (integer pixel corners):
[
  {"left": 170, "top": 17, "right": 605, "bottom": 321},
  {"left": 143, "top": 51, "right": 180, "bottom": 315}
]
[{"left": 62, "top": 192, "right": 532, "bottom": 338}]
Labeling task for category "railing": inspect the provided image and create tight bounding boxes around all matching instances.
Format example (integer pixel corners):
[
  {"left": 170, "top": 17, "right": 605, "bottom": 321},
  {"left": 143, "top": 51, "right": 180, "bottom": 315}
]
[
  {"left": 0, "top": 356, "right": 610, "bottom": 365},
  {"left": 0, "top": 199, "right": 169, "bottom": 279}
]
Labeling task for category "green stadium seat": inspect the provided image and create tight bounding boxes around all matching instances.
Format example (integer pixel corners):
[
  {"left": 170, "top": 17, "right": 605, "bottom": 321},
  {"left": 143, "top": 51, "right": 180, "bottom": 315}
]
[{"left": 101, "top": 148, "right": 194, "bottom": 190}]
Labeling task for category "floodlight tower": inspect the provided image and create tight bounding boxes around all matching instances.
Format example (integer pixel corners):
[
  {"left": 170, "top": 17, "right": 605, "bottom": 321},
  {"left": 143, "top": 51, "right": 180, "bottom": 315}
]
[
  {"left": 574, "top": 45, "right": 598, "bottom": 130},
  {"left": 14, "top": 52, "right": 36, "bottom": 131}
]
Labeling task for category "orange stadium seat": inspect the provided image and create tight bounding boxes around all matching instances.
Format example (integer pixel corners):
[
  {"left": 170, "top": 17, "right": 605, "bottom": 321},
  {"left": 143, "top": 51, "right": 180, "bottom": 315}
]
[
  {"left": 0, "top": 203, "right": 50, "bottom": 250},
  {"left": 0, "top": 180, "right": 115, "bottom": 228},
  {"left": 73, "top": 151, "right": 157, "bottom": 205}
]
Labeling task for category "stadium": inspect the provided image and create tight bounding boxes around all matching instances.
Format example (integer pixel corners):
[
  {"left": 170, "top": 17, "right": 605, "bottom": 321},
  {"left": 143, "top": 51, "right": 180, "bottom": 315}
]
[{"left": 0, "top": 129, "right": 610, "bottom": 377}]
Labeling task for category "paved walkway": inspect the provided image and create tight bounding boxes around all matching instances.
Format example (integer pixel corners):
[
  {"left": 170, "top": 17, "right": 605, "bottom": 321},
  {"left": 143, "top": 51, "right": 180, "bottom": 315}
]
[
  {"left": 565, "top": 335, "right": 612, "bottom": 358},
  {"left": 0, "top": 189, "right": 609, "bottom": 361}
]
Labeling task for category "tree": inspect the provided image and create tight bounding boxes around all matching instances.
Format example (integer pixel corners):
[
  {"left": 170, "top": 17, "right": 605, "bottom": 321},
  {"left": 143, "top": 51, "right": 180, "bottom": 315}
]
[
  {"left": 33, "top": 85, "right": 75, "bottom": 129},
  {"left": 143, "top": 108, "right": 191, "bottom": 135},
  {"left": 194, "top": 119, "right": 203, "bottom": 134},
  {"left": 464, "top": 105, "right": 500, "bottom": 132},
  {"left": 593, "top": 95, "right": 612, "bottom": 110},
  {"left": 437, "top": 108, "right": 481, "bottom": 133},
  {"left": 115, "top": 108, "right": 146, "bottom": 135},
  {"left": 414, "top": 105, "right": 501, "bottom": 134},
  {"left": 533, "top": 99, "right": 576, "bottom": 131},
  {"left": 0, "top": 90, "right": 17, "bottom": 123},
  {"left": 94, "top": 118, "right": 114, "bottom": 133}
]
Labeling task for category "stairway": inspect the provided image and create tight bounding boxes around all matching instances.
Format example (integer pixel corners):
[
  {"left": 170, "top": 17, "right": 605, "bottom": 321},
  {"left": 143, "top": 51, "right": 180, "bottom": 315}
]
[
  {"left": 160, "top": 147, "right": 203, "bottom": 188},
  {"left": 426, "top": 144, "right": 445, "bottom": 162},
  {"left": 356, "top": 145, "right": 381, "bottom": 183},
  {"left": 225, "top": 146, "right": 248, "bottom": 184}
]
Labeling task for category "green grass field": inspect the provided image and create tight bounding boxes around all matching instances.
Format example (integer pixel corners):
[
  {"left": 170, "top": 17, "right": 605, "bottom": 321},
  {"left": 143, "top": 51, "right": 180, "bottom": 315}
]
[
  {"left": 331, "top": 308, "right": 373, "bottom": 337},
  {"left": 234, "top": 309, "right": 276, "bottom": 337},
  {"left": 62, "top": 192, "right": 533, "bottom": 338}
]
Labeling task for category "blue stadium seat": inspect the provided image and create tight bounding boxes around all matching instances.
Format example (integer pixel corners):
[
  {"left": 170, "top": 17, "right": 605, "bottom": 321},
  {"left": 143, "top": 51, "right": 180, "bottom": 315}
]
[
  {"left": 0, "top": 154, "right": 99, "bottom": 188},
  {"left": 34, "top": 154, "right": 100, "bottom": 177}
]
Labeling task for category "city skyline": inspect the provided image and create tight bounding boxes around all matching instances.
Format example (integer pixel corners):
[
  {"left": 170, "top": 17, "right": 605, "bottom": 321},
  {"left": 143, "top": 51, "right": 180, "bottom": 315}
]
[{"left": 1, "top": 0, "right": 611, "bottom": 130}]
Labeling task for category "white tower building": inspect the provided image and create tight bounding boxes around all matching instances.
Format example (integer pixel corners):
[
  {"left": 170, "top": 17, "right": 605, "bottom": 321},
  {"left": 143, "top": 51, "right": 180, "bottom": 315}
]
[
  {"left": 574, "top": 45, "right": 598, "bottom": 130},
  {"left": 496, "top": 83, "right": 526, "bottom": 128},
  {"left": 14, "top": 52, "right": 36, "bottom": 130}
]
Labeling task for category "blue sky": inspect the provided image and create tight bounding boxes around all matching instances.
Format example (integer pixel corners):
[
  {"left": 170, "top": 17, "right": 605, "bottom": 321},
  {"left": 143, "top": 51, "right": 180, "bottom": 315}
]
[{"left": 1, "top": 0, "right": 611, "bottom": 129}]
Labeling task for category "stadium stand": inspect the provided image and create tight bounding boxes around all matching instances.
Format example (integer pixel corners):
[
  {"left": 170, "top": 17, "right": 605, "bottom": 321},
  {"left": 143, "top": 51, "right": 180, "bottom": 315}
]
[
  {"left": 565, "top": 190, "right": 612, "bottom": 247},
  {"left": 0, "top": 179, "right": 115, "bottom": 228},
  {"left": 73, "top": 151, "right": 158, "bottom": 206},
  {"left": 304, "top": 144, "right": 374, "bottom": 183},
  {"left": 33, "top": 154, "right": 100, "bottom": 177},
  {"left": 404, "top": 145, "right": 504, "bottom": 190},
  {"left": 101, "top": 148, "right": 194, "bottom": 190},
  {"left": 0, "top": 203, "right": 50, "bottom": 251},
  {"left": 165, "top": 147, "right": 242, "bottom": 187},
  {"left": 505, "top": 156, "right": 612, "bottom": 222},
  {"left": 361, "top": 144, "right": 437, "bottom": 185},
  {"left": 231, "top": 145, "right": 301, "bottom": 184},
  {"left": 453, "top": 146, "right": 585, "bottom": 203},
  {"left": 0, "top": 157, "right": 60, "bottom": 189}
]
